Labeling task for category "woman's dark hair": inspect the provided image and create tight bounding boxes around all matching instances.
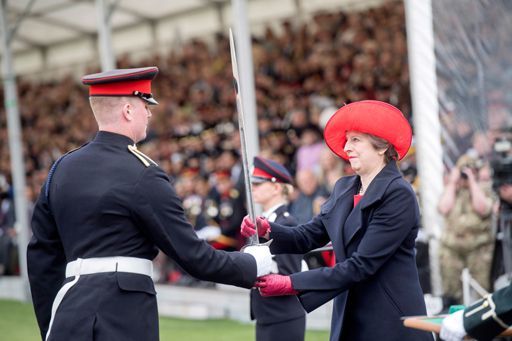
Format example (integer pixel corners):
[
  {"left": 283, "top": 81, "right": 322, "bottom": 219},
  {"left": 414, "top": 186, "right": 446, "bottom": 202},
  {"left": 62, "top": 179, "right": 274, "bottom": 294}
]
[{"left": 367, "top": 134, "right": 399, "bottom": 163}]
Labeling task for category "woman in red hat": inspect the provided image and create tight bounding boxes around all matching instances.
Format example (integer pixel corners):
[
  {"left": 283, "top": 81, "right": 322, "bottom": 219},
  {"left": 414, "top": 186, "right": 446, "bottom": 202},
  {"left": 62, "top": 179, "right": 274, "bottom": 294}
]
[{"left": 241, "top": 100, "right": 433, "bottom": 341}]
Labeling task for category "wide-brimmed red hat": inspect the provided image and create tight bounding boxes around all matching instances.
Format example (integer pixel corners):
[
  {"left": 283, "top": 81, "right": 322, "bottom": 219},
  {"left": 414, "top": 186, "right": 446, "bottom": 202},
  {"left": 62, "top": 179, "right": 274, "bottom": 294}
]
[{"left": 324, "top": 100, "right": 412, "bottom": 160}]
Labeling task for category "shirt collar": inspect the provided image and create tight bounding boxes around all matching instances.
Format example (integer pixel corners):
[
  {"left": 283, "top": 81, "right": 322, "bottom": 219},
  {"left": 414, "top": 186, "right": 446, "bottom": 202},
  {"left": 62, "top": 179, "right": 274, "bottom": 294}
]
[{"left": 262, "top": 203, "right": 286, "bottom": 218}]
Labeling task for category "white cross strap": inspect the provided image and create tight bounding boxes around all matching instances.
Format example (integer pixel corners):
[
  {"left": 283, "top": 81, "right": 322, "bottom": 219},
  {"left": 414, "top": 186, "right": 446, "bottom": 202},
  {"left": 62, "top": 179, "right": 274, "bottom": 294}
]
[{"left": 46, "top": 257, "right": 153, "bottom": 341}]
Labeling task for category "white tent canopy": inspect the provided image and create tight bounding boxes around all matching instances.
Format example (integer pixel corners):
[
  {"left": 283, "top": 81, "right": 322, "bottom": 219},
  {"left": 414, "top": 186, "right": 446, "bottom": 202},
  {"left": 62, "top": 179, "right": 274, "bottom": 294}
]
[
  {"left": 1, "top": 0, "right": 390, "bottom": 301},
  {"left": 2, "top": 0, "right": 386, "bottom": 79}
]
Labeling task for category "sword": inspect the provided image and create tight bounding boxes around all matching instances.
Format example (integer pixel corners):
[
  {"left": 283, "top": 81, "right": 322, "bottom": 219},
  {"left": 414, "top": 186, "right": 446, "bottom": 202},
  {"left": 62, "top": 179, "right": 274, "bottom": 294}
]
[
  {"left": 308, "top": 243, "right": 334, "bottom": 253},
  {"left": 229, "top": 28, "right": 259, "bottom": 246}
]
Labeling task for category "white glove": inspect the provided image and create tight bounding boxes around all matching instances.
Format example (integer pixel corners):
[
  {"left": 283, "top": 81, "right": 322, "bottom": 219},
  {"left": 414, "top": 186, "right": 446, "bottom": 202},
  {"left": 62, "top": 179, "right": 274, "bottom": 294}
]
[
  {"left": 243, "top": 245, "right": 272, "bottom": 277},
  {"left": 440, "top": 310, "right": 466, "bottom": 341}
]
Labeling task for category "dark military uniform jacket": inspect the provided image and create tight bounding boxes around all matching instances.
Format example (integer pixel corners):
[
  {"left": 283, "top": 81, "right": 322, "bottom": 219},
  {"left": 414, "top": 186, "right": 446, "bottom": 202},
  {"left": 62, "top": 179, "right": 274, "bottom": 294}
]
[
  {"left": 464, "top": 282, "right": 512, "bottom": 341},
  {"left": 205, "top": 186, "right": 245, "bottom": 247},
  {"left": 27, "top": 131, "right": 257, "bottom": 341},
  {"left": 250, "top": 204, "right": 305, "bottom": 325},
  {"left": 267, "top": 162, "right": 433, "bottom": 341}
]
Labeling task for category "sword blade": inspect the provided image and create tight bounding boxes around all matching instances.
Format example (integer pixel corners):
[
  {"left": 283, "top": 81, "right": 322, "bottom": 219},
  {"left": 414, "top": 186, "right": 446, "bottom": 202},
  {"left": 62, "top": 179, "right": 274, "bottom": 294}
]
[
  {"left": 229, "top": 28, "right": 259, "bottom": 245},
  {"left": 307, "top": 243, "right": 334, "bottom": 253}
]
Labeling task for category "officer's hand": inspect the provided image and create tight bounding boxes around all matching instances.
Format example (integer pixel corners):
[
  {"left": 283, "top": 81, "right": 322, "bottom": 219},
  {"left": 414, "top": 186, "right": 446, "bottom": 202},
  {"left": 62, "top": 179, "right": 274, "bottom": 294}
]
[
  {"left": 440, "top": 310, "right": 466, "bottom": 341},
  {"left": 240, "top": 216, "right": 271, "bottom": 239},
  {"left": 255, "top": 274, "right": 298, "bottom": 297},
  {"left": 243, "top": 245, "right": 272, "bottom": 277}
]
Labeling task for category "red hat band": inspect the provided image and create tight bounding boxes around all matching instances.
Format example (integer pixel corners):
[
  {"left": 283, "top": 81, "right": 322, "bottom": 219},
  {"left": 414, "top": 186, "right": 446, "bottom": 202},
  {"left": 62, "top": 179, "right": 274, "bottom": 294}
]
[
  {"left": 253, "top": 167, "right": 276, "bottom": 181},
  {"left": 324, "top": 100, "right": 412, "bottom": 160},
  {"left": 82, "top": 67, "right": 159, "bottom": 104},
  {"left": 88, "top": 79, "right": 152, "bottom": 96}
]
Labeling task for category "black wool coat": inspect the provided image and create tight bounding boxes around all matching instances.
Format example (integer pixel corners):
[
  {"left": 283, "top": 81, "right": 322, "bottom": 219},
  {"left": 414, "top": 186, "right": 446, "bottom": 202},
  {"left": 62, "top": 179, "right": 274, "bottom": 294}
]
[{"left": 269, "top": 162, "right": 434, "bottom": 341}]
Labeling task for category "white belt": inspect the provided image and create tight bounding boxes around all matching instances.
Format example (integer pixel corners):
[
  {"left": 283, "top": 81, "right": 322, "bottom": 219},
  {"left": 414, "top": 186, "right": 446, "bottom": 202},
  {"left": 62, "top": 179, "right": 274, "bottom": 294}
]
[
  {"left": 66, "top": 256, "right": 153, "bottom": 278},
  {"left": 46, "top": 257, "right": 153, "bottom": 341}
]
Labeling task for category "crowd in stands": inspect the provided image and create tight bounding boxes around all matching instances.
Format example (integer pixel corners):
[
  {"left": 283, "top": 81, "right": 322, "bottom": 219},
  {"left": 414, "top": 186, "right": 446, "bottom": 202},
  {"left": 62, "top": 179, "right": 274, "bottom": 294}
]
[
  {"left": 3, "top": 0, "right": 508, "bottom": 309},
  {"left": 0, "top": 0, "right": 412, "bottom": 280}
]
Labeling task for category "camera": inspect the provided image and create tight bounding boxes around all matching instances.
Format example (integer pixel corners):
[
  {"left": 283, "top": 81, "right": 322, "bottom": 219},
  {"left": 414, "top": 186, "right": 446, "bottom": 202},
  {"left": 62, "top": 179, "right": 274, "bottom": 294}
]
[
  {"left": 456, "top": 153, "right": 482, "bottom": 180},
  {"left": 459, "top": 166, "right": 479, "bottom": 180}
]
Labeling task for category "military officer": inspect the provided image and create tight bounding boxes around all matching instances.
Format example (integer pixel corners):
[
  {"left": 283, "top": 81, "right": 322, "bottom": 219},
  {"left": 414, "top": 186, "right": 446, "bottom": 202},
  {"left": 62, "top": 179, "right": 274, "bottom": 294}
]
[
  {"left": 440, "top": 282, "right": 512, "bottom": 341},
  {"left": 204, "top": 170, "right": 245, "bottom": 251},
  {"left": 247, "top": 156, "right": 306, "bottom": 341},
  {"left": 27, "top": 67, "right": 272, "bottom": 341}
]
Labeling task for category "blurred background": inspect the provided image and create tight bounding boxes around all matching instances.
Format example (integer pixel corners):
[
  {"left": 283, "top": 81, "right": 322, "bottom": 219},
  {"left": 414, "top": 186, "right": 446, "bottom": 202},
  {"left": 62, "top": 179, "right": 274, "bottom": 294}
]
[{"left": 0, "top": 0, "right": 511, "bottom": 337}]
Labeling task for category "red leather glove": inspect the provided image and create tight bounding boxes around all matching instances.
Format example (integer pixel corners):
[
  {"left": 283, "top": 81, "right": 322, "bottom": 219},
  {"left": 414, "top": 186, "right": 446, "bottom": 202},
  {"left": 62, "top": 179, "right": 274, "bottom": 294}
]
[
  {"left": 255, "top": 274, "right": 298, "bottom": 297},
  {"left": 240, "top": 215, "right": 271, "bottom": 238}
]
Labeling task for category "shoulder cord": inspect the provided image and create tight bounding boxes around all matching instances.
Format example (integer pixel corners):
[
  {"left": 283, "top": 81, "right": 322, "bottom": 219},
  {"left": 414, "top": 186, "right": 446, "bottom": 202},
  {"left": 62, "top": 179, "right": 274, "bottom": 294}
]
[{"left": 44, "top": 155, "right": 67, "bottom": 202}]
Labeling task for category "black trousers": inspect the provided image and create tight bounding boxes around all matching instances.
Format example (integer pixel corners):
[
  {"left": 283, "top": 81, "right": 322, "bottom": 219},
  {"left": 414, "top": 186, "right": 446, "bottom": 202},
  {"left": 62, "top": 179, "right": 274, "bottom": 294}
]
[{"left": 256, "top": 315, "right": 306, "bottom": 341}]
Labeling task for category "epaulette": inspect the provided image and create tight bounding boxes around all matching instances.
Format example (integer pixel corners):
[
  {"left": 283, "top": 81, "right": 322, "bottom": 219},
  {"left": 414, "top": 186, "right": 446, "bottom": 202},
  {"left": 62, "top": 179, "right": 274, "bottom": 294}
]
[
  {"left": 128, "top": 144, "right": 158, "bottom": 167},
  {"left": 45, "top": 143, "right": 89, "bottom": 201}
]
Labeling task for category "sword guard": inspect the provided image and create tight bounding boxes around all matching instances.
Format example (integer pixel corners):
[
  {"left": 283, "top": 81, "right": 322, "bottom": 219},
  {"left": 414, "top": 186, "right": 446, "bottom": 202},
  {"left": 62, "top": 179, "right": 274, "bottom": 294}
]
[
  {"left": 260, "top": 239, "right": 273, "bottom": 247},
  {"left": 241, "top": 239, "right": 273, "bottom": 251}
]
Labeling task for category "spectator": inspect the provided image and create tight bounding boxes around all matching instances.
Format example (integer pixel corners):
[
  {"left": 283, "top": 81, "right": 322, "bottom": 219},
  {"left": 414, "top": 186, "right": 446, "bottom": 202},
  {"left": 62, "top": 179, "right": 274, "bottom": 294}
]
[
  {"left": 0, "top": 184, "right": 16, "bottom": 275},
  {"left": 289, "top": 169, "right": 328, "bottom": 224},
  {"left": 295, "top": 124, "right": 325, "bottom": 174},
  {"left": 318, "top": 146, "right": 345, "bottom": 193},
  {"left": 437, "top": 153, "right": 496, "bottom": 307},
  {"left": 204, "top": 170, "right": 245, "bottom": 251}
]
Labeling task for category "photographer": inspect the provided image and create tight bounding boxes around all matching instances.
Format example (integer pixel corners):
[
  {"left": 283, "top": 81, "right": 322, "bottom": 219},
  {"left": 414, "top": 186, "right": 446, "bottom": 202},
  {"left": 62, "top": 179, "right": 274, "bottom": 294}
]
[
  {"left": 490, "top": 129, "right": 512, "bottom": 289},
  {"left": 0, "top": 178, "right": 17, "bottom": 276},
  {"left": 441, "top": 130, "right": 512, "bottom": 341},
  {"left": 498, "top": 185, "right": 512, "bottom": 204},
  {"left": 438, "top": 153, "right": 496, "bottom": 307}
]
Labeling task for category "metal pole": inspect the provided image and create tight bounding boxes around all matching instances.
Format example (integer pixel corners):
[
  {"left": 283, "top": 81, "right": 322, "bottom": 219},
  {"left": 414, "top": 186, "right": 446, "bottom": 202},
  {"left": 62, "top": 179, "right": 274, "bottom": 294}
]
[
  {"left": 215, "top": 1, "right": 225, "bottom": 32},
  {"left": 231, "top": 0, "right": 259, "bottom": 167},
  {"left": 293, "top": 0, "right": 305, "bottom": 25},
  {"left": 95, "top": 0, "right": 115, "bottom": 71},
  {"left": 0, "top": 0, "right": 31, "bottom": 301},
  {"left": 404, "top": 0, "right": 444, "bottom": 296}
]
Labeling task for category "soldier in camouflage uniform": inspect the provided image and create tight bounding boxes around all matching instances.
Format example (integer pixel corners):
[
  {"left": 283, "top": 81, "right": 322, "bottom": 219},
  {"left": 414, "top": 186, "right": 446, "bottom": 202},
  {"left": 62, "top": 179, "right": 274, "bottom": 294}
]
[{"left": 438, "top": 154, "right": 496, "bottom": 305}]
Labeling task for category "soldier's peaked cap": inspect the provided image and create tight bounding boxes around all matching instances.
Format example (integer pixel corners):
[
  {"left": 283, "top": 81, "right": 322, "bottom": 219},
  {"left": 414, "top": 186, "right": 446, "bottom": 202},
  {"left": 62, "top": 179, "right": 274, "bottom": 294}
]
[
  {"left": 251, "top": 156, "right": 293, "bottom": 184},
  {"left": 82, "top": 66, "right": 159, "bottom": 105}
]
